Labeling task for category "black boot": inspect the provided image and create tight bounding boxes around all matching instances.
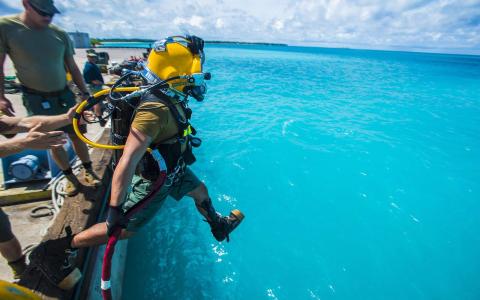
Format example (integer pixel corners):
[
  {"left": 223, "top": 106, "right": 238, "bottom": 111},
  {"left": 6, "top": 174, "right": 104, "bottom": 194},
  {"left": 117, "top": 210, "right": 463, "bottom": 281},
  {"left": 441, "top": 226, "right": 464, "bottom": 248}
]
[
  {"left": 28, "top": 236, "right": 81, "bottom": 290},
  {"left": 199, "top": 198, "right": 244, "bottom": 242}
]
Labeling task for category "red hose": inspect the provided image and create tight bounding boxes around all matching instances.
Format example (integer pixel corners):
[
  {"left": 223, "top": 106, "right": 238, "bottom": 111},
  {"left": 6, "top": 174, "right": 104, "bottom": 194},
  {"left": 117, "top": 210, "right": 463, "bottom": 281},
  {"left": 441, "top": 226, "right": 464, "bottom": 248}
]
[{"left": 101, "top": 170, "right": 167, "bottom": 300}]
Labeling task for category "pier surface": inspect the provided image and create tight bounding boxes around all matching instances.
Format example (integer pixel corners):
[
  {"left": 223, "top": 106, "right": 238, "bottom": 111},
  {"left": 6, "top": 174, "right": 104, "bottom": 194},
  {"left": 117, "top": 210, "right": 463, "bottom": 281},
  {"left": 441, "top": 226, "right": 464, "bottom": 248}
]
[
  {"left": 0, "top": 48, "right": 144, "bottom": 298},
  {"left": 18, "top": 130, "right": 112, "bottom": 300}
]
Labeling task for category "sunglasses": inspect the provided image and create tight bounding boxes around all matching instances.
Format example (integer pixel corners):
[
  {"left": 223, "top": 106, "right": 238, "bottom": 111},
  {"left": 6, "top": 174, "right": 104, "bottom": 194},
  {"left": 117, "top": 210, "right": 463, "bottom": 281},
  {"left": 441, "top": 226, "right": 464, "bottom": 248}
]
[{"left": 29, "top": 2, "right": 54, "bottom": 18}]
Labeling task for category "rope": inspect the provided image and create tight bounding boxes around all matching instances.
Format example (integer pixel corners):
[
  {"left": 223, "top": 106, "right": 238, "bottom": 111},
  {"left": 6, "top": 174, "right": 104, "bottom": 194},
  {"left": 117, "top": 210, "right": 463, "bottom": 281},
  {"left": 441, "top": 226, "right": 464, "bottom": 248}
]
[{"left": 29, "top": 205, "right": 55, "bottom": 218}]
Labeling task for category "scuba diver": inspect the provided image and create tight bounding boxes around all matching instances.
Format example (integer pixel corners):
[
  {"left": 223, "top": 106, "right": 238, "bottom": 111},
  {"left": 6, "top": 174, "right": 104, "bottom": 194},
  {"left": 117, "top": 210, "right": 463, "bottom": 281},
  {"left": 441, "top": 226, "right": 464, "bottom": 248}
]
[{"left": 29, "top": 35, "right": 244, "bottom": 290}]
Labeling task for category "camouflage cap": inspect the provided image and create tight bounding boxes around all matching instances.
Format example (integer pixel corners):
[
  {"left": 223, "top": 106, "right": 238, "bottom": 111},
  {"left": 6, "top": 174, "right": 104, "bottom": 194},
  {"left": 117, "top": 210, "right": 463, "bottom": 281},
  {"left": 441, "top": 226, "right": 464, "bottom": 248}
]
[{"left": 29, "top": 0, "right": 60, "bottom": 15}]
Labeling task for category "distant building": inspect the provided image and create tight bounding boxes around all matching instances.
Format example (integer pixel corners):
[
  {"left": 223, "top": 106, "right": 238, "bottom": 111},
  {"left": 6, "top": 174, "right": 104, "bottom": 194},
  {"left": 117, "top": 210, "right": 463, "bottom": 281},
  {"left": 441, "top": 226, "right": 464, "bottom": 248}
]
[{"left": 68, "top": 32, "right": 90, "bottom": 48}]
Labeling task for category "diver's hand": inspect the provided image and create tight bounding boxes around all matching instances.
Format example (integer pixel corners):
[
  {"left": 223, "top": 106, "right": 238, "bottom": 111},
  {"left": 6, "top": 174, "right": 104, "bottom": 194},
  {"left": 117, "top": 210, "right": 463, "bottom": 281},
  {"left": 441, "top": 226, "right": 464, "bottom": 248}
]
[
  {"left": 106, "top": 206, "right": 128, "bottom": 236},
  {"left": 0, "top": 96, "right": 15, "bottom": 116}
]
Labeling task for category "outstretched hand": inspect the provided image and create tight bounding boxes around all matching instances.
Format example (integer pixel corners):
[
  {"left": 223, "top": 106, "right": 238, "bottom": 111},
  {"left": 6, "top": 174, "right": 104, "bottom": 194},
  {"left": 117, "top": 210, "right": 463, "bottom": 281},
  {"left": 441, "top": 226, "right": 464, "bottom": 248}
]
[{"left": 23, "top": 123, "right": 67, "bottom": 150}]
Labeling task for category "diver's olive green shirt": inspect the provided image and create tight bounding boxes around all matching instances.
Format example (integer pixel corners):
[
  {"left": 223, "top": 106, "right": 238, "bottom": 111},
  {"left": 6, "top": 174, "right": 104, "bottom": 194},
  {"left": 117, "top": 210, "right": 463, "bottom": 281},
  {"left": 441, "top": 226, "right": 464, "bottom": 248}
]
[
  {"left": 0, "top": 15, "right": 74, "bottom": 92},
  {"left": 132, "top": 102, "right": 189, "bottom": 144},
  {"left": 131, "top": 101, "right": 186, "bottom": 144}
]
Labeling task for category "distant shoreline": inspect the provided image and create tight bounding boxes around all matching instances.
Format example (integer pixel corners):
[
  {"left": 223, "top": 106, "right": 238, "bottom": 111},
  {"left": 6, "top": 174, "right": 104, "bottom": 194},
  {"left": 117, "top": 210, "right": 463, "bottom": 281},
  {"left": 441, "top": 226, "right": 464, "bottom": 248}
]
[
  {"left": 93, "top": 39, "right": 288, "bottom": 47},
  {"left": 89, "top": 41, "right": 480, "bottom": 57}
]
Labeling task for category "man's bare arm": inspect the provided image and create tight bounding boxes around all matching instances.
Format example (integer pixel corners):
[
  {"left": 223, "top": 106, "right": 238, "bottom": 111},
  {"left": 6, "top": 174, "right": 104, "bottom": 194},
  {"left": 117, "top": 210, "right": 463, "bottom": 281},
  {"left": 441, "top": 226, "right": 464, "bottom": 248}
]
[
  {"left": 110, "top": 128, "right": 151, "bottom": 207},
  {"left": 1, "top": 114, "right": 69, "bottom": 134},
  {"left": 0, "top": 105, "right": 81, "bottom": 134},
  {"left": 0, "top": 123, "right": 66, "bottom": 158},
  {"left": 64, "top": 55, "right": 89, "bottom": 96},
  {"left": 0, "top": 53, "right": 15, "bottom": 116},
  {"left": 65, "top": 55, "right": 103, "bottom": 118}
]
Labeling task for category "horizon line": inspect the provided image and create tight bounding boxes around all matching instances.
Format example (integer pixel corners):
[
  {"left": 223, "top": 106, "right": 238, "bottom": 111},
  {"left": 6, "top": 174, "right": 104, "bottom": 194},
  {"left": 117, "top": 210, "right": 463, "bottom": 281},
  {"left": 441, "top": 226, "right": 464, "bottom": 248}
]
[{"left": 87, "top": 37, "right": 480, "bottom": 57}]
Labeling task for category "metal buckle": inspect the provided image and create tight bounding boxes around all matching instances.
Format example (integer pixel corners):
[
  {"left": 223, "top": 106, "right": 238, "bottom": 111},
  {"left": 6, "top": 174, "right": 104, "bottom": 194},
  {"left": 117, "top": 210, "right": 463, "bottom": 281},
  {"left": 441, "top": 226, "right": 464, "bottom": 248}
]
[{"left": 164, "top": 157, "right": 186, "bottom": 187}]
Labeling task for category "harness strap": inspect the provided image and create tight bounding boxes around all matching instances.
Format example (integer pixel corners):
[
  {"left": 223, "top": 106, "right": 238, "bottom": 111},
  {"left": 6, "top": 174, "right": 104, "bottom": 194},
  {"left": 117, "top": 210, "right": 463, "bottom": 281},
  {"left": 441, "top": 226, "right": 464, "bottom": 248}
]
[
  {"left": 148, "top": 90, "right": 193, "bottom": 147},
  {"left": 136, "top": 91, "right": 197, "bottom": 178}
]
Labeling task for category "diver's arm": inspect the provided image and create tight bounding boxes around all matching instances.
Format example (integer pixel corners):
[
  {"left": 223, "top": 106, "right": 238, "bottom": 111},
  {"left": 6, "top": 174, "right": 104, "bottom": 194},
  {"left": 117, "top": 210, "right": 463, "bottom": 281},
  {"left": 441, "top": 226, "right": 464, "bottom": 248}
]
[{"left": 110, "top": 127, "right": 152, "bottom": 207}]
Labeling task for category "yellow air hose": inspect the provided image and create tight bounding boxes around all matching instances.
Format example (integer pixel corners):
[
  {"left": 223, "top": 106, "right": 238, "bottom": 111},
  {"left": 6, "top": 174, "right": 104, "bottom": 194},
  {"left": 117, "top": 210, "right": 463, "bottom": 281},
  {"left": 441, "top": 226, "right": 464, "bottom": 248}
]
[{"left": 72, "top": 87, "right": 152, "bottom": 152}]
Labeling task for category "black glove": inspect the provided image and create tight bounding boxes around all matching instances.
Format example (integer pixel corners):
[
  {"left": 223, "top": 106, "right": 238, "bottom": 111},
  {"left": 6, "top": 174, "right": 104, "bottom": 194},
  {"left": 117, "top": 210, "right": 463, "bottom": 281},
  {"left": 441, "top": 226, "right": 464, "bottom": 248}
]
[{"left": 106, "top": 206, "right": 128, "bottom": 237}]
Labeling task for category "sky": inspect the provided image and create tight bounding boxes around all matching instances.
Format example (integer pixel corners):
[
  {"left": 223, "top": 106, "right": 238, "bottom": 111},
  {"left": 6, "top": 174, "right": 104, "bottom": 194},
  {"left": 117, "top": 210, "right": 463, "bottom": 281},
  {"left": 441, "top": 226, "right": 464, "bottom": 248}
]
[{"left": 1, "top": 0, "right": 479, "bottom": 54}]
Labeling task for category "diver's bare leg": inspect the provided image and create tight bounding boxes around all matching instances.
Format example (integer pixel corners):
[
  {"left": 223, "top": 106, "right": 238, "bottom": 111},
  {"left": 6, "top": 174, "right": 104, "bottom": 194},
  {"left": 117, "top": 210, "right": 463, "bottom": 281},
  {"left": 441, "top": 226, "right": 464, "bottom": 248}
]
[
  {"left": 187, "top": 183, "right": 244, "bottom": 242},
  {"left": 71, "top": 222, "right": 133, "bottom": 248},
  {"left": 188, "top": 183, "right": 213, "bottom": 220}
]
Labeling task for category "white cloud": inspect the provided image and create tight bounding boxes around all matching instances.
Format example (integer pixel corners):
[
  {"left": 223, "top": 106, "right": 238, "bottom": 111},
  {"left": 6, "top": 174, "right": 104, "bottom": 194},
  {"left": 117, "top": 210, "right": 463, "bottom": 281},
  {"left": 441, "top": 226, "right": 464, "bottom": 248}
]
[
  {"left": 0, "top": 0, "right": 479, "bottom": 54},
  {"left": 272, "top": 20, "right": 284, "bottom": 31},
  {"left": 174, "top": 15, "right": 205, "bottom": 29},
  {"left": 215, "top": 18, "right": 225, "bottom": 29}
]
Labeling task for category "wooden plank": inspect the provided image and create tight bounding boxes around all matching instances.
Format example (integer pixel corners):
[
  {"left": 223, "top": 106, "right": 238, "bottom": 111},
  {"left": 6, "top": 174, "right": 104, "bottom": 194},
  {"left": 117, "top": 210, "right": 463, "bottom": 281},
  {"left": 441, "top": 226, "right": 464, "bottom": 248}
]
[
  {"left": 18, "top": 130, "right": 112, "bottom": 300},
  {"left": 0, "top": 160, "right": 52, "bottom": 205},
  {"left": 0, "top": 182, "right": 51, "bottom": 206}
]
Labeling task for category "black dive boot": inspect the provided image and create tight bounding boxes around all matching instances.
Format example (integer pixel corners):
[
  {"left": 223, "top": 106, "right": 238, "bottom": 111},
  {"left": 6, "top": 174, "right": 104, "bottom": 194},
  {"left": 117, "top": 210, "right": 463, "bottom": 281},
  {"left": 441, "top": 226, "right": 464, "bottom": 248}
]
[
  {"left": 29, "top": 234, "right": 81, "bottom": 290},
  {"left": 199, "top": 198, "right": 244, "bottom": 242}
]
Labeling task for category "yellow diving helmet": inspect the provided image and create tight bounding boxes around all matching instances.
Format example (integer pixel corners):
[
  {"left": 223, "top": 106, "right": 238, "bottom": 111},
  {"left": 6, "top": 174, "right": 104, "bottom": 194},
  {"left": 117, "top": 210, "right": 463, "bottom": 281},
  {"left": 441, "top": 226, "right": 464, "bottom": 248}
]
[{"left": 143, "top": 35, "right": 210, "bottom": 101}]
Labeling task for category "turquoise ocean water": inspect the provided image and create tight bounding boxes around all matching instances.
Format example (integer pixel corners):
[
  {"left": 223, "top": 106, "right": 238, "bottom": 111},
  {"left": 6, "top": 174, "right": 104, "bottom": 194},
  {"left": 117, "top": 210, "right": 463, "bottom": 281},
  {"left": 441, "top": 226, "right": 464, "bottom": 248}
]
[{"left": 122, "top": 44, "right": 480, "bottom": 299}]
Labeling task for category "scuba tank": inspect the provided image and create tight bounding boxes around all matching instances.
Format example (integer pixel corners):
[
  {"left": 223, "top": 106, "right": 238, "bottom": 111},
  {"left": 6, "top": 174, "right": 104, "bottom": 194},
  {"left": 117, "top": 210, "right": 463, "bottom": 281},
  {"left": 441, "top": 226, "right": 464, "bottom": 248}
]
[{"left": 110, "top": 97, "right": 139, "bottom": 168}]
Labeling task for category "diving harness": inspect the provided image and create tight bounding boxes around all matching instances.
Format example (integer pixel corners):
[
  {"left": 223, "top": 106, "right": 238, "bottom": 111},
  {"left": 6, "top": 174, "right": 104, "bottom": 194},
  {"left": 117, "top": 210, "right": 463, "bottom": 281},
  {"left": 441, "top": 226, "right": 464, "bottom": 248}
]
[{"left": 72, "top": 35, "right": 211, "bottom": 300}]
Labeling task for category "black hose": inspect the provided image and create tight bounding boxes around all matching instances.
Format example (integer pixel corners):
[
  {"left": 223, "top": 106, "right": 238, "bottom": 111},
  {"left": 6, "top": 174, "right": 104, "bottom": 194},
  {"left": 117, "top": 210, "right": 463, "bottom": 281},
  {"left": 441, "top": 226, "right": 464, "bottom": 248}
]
[
  {"left": 108, "top": 72, "right": 135, "bottom": 101},
  {"left": 30, "top": 205, "right": 55, "bottom": 218}
]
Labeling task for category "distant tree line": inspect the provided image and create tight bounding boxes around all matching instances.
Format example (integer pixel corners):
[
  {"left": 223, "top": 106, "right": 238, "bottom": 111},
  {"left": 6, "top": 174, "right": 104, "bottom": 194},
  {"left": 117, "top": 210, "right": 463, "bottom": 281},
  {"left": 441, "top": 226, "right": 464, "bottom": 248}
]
[
  {"left": 90, "top": 38, "right": 288, "bottom": 47},
  {"left": 205, "top": 40, "right": 288, "bottom": 46},
  {"left": 90, "top": 38, "right": 102, "bottom": 47}
]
